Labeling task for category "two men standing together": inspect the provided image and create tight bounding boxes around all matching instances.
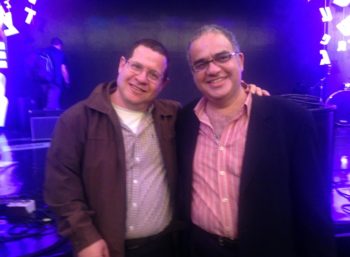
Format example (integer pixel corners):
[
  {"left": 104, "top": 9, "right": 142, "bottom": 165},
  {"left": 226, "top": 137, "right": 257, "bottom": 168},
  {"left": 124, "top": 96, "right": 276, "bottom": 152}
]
[{"left": 45, "top": 25, "right": 335, "bottom": 257}]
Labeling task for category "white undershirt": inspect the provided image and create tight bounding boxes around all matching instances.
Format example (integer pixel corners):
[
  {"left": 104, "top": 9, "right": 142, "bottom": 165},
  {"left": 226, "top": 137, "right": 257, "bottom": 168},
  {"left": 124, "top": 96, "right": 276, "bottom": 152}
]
[{"left": 113, "top": 105, "right": 145, "bottom": 134}]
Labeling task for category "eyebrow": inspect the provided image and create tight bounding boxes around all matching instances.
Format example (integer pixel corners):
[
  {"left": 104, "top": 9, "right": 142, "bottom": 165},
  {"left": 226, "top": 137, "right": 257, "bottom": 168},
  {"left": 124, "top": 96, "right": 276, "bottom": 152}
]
[
  {"left": 192, "top": 50, "right": 230, "bottom": 64},
  {"left": 130, "top": 59, "right": 162, "bottom": 75}
]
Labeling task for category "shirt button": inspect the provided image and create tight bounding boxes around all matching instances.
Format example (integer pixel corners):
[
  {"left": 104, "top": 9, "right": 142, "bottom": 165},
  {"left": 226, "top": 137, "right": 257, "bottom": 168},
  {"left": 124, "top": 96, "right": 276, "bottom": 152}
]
[
  {"left": 129, "top": 225, "right": 134, "bottom": 231},
  {"left": 222, "top": 198, "right": 228, "bottom": 203},
  {"left": 219, "top": 171, "right": 225, "bottom": 176},
  {"left": 135, "top": 157, "right": 140, "bottom": 162},
  {"left": 132, "top": 202, "right": 137, "bottom": 208},
  {"left": 219, "top": 146, "right": 225, "bottom": 151},
  {"left": 133, "top": 179, "right": 138, "bottom": 184}
]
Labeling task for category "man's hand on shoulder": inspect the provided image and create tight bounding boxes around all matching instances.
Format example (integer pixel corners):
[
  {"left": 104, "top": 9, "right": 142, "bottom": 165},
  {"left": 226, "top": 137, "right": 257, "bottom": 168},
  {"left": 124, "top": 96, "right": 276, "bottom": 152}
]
[
  {"left": 77, "top": 239, "right": 110, "bottom": 257},
  {"left": 242, "top": 81, "right": 270, "bottom": 96}
]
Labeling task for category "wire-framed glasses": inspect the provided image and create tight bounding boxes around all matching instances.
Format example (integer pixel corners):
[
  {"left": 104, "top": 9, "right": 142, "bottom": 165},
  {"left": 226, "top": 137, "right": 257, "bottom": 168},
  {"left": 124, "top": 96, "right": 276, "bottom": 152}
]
[
  {"left": 192, "top": 51, "right": 240, "bottom": 72},
  {"left": 126, "top": 59, "right": 163, "bottom": 83}
]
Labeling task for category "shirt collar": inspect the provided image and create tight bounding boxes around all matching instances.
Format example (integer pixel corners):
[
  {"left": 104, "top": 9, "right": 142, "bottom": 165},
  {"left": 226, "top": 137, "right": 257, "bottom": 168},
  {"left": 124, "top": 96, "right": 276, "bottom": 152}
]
[{"left": 194, "top": 92, "right": 253, "bottom": 121}]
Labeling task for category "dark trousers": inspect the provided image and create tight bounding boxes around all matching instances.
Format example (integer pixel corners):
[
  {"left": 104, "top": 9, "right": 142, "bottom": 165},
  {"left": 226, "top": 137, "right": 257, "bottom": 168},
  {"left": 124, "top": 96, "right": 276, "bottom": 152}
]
[
  {"left": 190, "top": 225, "right": 239, "bottom": 257},
  {"left": 125, "top": 229, "right": 177, "bottom": 257}
]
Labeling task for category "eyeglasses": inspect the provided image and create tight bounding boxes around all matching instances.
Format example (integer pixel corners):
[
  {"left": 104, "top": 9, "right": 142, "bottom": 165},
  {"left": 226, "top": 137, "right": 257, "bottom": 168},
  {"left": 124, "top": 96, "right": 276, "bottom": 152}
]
[
  {"left": 126, "top": 59, "right": 163, "bottom": 83},
  {"left": 191, "top": 52, "right": 240, "bottom": 72}
]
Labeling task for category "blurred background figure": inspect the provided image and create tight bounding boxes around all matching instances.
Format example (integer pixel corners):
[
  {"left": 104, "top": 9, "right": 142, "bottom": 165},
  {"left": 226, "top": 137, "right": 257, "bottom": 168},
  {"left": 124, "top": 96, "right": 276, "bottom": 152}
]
[{"left": 32, "top": 37, "right": 70, "bottom": 110}]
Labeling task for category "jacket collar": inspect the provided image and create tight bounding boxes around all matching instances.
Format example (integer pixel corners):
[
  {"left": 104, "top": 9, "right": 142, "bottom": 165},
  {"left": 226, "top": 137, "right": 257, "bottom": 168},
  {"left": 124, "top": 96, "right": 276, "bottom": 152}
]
[
  {"left": 85, "top": 81, "right": 171, "bottom": 118},
  {"left": 85, "top": 81, "right": 116, "bottom": 114}
]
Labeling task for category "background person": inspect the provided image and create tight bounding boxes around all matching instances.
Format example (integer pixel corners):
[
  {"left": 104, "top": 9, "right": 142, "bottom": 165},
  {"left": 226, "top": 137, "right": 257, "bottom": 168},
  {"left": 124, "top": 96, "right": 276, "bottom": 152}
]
[{"left": 33, "top": 37, "right": 70, "bottom": 110}]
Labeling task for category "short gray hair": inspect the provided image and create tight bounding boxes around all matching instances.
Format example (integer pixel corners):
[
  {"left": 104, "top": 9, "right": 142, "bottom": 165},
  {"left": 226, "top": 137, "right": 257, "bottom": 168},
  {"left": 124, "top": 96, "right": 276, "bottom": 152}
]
[{"left": 187, "top": 24, "right": 240, "bottom": 64}]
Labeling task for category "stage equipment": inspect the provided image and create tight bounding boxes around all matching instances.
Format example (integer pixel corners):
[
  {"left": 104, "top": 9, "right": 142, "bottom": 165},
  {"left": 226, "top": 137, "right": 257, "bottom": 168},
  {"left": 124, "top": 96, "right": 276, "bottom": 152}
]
[
  {"left": 326, "top": 83, "right": 350, "bottom": 126},
  {"left": 30, "top": 114, "right": 59, "bottom": 141},
  {"left": 281, "top": 94, "right": 335, "bottom": 191}
]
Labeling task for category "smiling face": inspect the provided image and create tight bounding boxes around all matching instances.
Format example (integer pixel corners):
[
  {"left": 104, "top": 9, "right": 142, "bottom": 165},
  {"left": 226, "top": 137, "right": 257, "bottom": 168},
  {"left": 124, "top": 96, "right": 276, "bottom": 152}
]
[
  {"left": 188, "top": 31, "right": 244, "bottom": 107},
  {"left": 112, "top": 45, "right": 168, "bottom": 112}
]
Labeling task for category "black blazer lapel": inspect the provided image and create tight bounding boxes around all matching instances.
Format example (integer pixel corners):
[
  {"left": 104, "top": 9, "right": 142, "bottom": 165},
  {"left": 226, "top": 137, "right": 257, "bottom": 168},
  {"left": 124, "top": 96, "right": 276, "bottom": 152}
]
[
  {"left": 176, "top": 100, "right": 200, "bottom": 222},
  {"left": 240, "top": 95, "right": 278, "bottom": 194}
]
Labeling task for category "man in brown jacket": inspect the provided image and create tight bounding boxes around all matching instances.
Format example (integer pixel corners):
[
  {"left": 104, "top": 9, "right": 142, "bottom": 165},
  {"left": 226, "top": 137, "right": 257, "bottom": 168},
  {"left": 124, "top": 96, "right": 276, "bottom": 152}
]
[{"left": 44, "top": 39, "right": 180, "bottom": 257}]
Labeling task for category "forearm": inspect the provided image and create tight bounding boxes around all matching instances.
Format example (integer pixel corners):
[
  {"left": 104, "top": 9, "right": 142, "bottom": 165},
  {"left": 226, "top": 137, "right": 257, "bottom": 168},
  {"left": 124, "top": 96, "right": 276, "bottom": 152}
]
[
  {"left": 61, "top": 64, "right": 70, "bottom": 84},
  {"left": 45, "top": 155, "right": 101, "bottom": 251},
  {"left": 44, "top": 116, "right": 101, "bottom": 252}
]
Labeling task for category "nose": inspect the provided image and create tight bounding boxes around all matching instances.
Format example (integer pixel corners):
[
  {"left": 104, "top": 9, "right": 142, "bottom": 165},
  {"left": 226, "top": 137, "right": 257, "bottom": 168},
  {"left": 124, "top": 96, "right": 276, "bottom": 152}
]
[
  {"left": 135, "top": 70, "right": 148, "bottom": 83},
  {"left": 206, "top": 60, "right": 221, "bottom": 74}
]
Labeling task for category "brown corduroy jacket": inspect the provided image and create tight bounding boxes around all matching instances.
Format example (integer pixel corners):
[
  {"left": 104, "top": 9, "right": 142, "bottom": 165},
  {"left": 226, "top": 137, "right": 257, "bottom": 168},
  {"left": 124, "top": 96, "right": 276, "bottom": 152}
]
[{"left": 44, "top": 81, "right": 180, "bottom": 257}]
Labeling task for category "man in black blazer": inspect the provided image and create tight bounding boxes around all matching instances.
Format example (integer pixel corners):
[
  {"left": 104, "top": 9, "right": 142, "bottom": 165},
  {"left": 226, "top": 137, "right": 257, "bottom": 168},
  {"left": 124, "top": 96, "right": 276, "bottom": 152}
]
[{"left": 176, "top": 24, "right": 335, "bottom": 257}]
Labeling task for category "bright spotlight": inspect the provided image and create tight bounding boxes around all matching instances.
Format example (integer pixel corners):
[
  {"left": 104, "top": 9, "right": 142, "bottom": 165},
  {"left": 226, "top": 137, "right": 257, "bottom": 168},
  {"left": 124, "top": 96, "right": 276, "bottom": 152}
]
[
  {"left": 337, "top": 40, "right": 347, "bottom": 51},
  {"left": 336, "top": 15, "right": 350, "bottom": 36},
  {"left": 333, "top": 0, "right": 350, "bottom": 7}
]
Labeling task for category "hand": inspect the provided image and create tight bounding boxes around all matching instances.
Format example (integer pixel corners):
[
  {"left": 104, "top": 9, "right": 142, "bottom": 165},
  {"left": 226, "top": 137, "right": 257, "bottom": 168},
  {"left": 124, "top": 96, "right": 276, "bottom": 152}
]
[
  {"left": 242, "top": 81, "right": 270, "bottom": 96},
  {"left": 77, "top": 239, "right": 110, "bottom": 257}
]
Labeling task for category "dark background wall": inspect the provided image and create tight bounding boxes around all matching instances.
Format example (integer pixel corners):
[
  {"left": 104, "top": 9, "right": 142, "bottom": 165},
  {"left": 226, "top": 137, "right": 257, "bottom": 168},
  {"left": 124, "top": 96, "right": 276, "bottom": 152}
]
[{"left": 4, "top": 0, "right": 338, "bottom": 129}]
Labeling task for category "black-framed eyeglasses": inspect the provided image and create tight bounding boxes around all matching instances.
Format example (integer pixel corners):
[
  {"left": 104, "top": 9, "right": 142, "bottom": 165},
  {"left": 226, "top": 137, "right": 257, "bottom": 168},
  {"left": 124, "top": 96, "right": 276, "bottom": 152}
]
[
  {"left": 126, "top": 59, "right": 163, "bottom": 83},
  {"left": 192, "top": 52, "right": 240, "bottom": 72}
]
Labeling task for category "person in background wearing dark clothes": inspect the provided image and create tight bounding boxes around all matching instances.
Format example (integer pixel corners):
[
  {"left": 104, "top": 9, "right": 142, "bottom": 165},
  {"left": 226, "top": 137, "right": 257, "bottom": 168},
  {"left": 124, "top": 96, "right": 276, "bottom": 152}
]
[
  {"left": 44, "top": 37, "right": 70, "bottom": 110},
  {"left": 176, "top": 24, "right": 335, "bottom": 257}
]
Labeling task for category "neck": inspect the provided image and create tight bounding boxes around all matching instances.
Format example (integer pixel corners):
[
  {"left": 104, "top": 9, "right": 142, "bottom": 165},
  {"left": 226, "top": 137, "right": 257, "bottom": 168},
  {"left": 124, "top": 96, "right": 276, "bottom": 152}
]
[
  {"left": 205, "top": 88, "right": 247, "bottom": 138},
  {"left": 110, "top": 89, "right": 148, "bottom": 112},
  {"left": 206, "top": 88, "right": 246, "bottom": 117}
]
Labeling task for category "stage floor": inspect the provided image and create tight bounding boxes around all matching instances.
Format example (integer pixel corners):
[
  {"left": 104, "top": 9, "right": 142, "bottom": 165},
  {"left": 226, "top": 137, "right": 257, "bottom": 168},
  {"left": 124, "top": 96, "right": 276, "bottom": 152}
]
[{"left": 0, "top": 125, "right": 350, "bottom": 256}]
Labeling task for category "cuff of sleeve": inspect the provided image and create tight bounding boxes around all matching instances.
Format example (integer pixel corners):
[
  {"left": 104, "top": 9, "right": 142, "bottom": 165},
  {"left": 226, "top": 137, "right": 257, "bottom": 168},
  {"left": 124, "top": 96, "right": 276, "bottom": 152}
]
[{"left": 70, "top": 225, "right": 102, "bottom": 253}]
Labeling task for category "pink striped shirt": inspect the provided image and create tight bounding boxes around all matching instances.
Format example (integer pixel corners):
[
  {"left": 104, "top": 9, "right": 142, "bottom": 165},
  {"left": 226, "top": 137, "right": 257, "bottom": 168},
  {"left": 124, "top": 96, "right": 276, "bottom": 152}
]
[{"left": 192, "top": 93, "right": 252, "bottom": 239}]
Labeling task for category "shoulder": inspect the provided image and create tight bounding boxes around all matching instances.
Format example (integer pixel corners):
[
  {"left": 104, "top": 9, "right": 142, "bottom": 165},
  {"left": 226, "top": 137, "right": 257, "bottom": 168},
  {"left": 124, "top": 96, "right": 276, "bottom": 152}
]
[
  {"left": 178, "top": 99, "right": 199, "bottom": 118},
  {"left": 251, "top": 95, "right": 315, "bottom": 127},
  {"left": 47, "top": 47, "right": 64, "bottom": 58},
  {"left": 59, "top": 100, "right": 89, "bottom": 125},
  {"left": 154, "top": 99, "right": 182, "bottom": 114},
  {"left": 175, "top": 99, "right": 200, "bottom": 130},
  {"left": 182, "top": 99, "right": 199, "bottom": 110},
  {"left": 253, "top": 95, "right": 311, "bottom": 115}
]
